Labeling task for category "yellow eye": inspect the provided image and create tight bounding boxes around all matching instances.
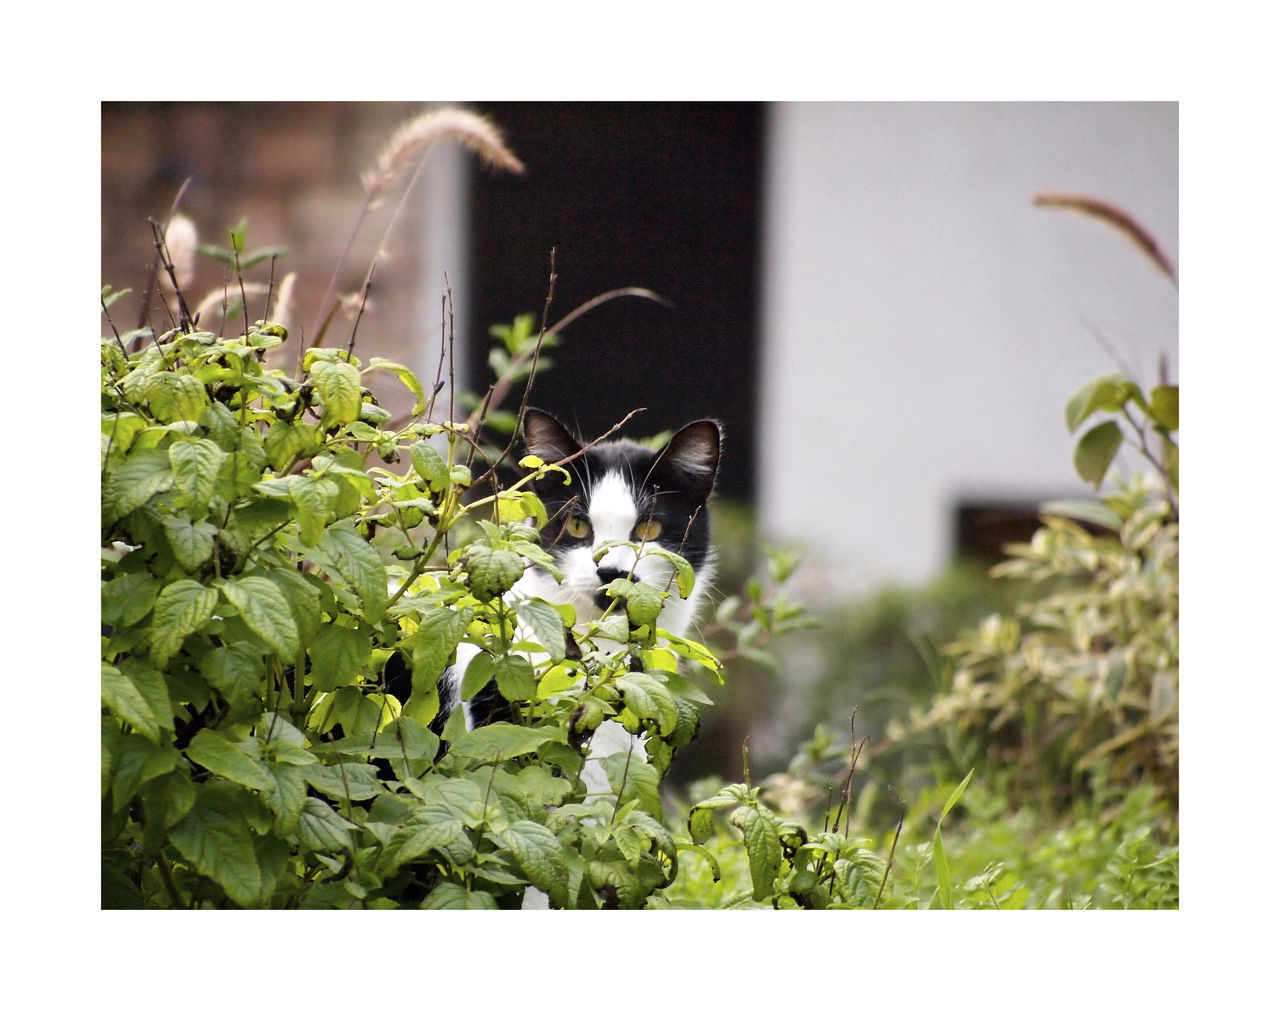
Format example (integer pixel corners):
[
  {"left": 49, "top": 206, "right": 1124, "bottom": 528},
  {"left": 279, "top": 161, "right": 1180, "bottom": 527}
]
[
  {"left": 633, "top": 518, "right": 662, "bottom": 541},
  {"left": 564, "top": 516, "right": 592, "bottom": 539}
]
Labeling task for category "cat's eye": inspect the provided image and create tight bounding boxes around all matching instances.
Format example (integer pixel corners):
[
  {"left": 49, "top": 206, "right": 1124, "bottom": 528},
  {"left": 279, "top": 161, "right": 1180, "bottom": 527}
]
[
  {"left": 633, "top": 518, "right": 662, "bottom": 541},
  {"left": 564, "top": 515, "right": 592, "bottom": 539}
]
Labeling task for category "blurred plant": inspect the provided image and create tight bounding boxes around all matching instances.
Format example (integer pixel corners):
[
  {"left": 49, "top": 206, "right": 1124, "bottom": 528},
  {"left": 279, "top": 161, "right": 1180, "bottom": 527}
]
[{"left": 886, "top": 198, "right": 1178, "bottom": 819}]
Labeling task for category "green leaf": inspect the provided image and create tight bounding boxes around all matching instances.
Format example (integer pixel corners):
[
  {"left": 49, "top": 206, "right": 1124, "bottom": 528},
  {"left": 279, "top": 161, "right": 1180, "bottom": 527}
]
[
  {"left": 103, "top": 448, "right": 173, "bottom": 525},
  {"left": 200, "top": 641, "right": 265, "bottom": 703},
  {"left": 316, "top": 523, "right": 388, "bottom": 623},
  {"left": 493, "top": 654, "right": 536, "bottom": 702},
  {"left": 730, "top": 803, "right": 783, "bottom": 903},
  {"left": 169, "top": 438, "right": 225, "bottom": 511},
  {"left": 220, "top": 576, "right": 301, "bottom": 660},
  {"left": 422, "top": 882, "right": 499, "bottom": 909},
  {"left": 302, "top": 761, "right": 382, "bottom": 802},
  {"left": 459, "top": 650, "right": 497, "bottom": 703},
  {"left": 408, "top": 607, "right": 473, "bottom": 690},
  {"left": 162, "top": 515, "right": 217, "bottom": 571},
  {"left": 1074, "top": 421, "right": 1124, "bottom": 487},
  {"left": 149, "top": 579, "right": 219, "bottom": 666},
  {"left": 169, "top": 796, "right": 262, "bottom": 907},
  {"left": 448, "top": 723, "right": 562, "bottom": 762},
  {"left": 688, "top": 805, "right": 714, "bottom": 845},
  {"left": 102, "top": 663, "right": 161, "bottom": 743},
  {"left": 308, "top": 622, "right": 371, "bottom": 691},
  {"left": 148, "top": 372, "right": 209, "bottom": 424},
  {"left": 1064, "top": 372, "right": 1136, "bottom": 433},
  {"left": 410, "top": 441, "right": 451, "bottom": 493},
  {"left": 932, "top": 769, "right": 974, "bottom": 910},
  {"left": 288, "top": 476, "right": 335, "bottom": 547},
  {"left": 1146, "top": 384, "right": 1178, "bottom": 432},
  {"left": 260, "top": 762, "right": 307, "bottom": 835},
  {"left": 185, "top": 729, "right": 276, "bottom": 794},
  {"left": 296, "top": 797, "right": 355, "bottom": 853},
  {"left": 310, "top": 359, "right": 363, "bottom": 426},
  {"left": 617, "top": 670, "right": 678, "bottom": 734},
  {"left": 515, "top": 598, "right": 567, "bottom": 662},
  {"left": 110, "top": 735, "right": 179, "bottom": 811},
  {"left": 393, "top": 817, "right": 468, "bottom": 867},
  {"left": 264, "top": 419, "right": 320, "bottom": 473},
  {"left": 503, "top": 820, "right": 569, "bottom": 905},
  {"left": 101, "top": 571, "right": 160, "bottom": 628},
  {"left": 367, "top": 358, "right": 427, "bottom": 416},
  {"left": 605, "top": 578, "right": 663, "bottom": 628},
  {"left": 464, "top": 545, "right": 525, "bottom": 604}
]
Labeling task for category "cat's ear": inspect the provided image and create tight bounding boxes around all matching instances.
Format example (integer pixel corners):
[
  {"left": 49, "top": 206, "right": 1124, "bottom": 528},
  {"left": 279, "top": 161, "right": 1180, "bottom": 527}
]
[
  {"left": 521, "top": 408, "right": 582, "bottom": 463},
  {"left": 655, "top": 419, "right": 722, "bottom": 500}
]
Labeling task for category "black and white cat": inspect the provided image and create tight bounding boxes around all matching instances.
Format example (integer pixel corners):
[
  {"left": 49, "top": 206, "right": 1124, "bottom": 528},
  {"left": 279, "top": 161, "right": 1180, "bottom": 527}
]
[{"left": 436, "top": 407, "right": 722, "bottom": 792}]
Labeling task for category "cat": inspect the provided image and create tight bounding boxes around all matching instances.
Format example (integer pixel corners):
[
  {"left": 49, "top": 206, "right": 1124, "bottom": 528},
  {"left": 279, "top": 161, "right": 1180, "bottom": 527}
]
[
  {"left": 434, "top": 406, "right": 722, "bottom": 791},
  {"left": 380, "top": 407, "right": 721, "bottom": 908}
]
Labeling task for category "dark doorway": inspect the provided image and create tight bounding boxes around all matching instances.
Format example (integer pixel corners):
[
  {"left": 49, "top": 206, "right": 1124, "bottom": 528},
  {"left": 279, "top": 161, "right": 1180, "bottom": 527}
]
[{"left": 466, "top": 102, "right": 763, "bottom": 503}]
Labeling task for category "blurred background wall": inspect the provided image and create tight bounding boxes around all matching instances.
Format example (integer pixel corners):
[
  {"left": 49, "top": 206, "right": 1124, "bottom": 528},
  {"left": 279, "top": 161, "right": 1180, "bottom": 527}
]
[{"left": 101, "top": 101, "right": 1177, "bottom": 598}]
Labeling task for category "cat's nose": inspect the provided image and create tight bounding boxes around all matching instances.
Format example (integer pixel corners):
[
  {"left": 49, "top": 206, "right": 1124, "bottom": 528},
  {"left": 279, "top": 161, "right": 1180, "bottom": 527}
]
[{"left": 596, "top": 566, "right": 638, "bottom": 586}]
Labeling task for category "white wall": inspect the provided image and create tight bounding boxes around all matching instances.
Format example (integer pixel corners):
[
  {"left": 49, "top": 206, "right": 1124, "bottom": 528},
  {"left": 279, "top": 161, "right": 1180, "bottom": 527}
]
[{"left": 759, "top": 102, "right": 1178, "bottom": 594}]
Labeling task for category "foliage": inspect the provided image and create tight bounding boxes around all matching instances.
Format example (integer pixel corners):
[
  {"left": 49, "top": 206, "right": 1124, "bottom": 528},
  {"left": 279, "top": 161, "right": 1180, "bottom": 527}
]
[{"left": 883, "top": 367, "right": 1178, "bottom": 819}]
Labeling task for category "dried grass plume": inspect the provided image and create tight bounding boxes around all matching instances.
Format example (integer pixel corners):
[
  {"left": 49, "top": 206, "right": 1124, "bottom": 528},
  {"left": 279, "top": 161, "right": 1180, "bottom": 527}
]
[
  {"left": 1034, "top": 192, "right": 1178, "bottom": 288},
  {"left": 362, "top": 107, "right": 525, "bottom": 209}
]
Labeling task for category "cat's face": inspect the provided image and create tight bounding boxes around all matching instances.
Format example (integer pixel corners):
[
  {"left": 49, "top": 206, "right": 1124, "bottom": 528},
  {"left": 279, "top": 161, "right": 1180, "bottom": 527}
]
[{"left": 519, "top": 408, "right": 721, "bottom": 637}]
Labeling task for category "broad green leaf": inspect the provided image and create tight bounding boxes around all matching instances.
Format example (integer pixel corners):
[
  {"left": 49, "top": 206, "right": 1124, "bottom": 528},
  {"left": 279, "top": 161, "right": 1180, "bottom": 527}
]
[
  {"left": 258, "top": 762, "right": 307, "bottom": 835},
  {"left": 730, "top": 803, "right": 783, "bottom": 903},
  {"left": 103, "top": 448, "right": 173, "bottom": 524},
  {"left": 1147, "top": 384, "right": 1178, "bottom": 432},
  {"left": 459, "top": 650, "right": 497, "bottom": 703},
  {"left": 605, "top": 578, "right": 663, "bottom": 628},
  {"left": 448, "top": 723, "right": 562, "bottom": 762},
  {"left": 393, "top": 817, "right": 467, "bottom": 867},
  {"left": 316, "top": 523, "right": 387, "bottom": 622},
  {"left": 139, "top": 768, "right": 196, "bottom": 833},
  {"left": 515, "top": 598, "right": 567, "bottom": 662},
  {"left": 169, "top": 438, "right": 225, "bottom": 511},
  {"left": 464, "top": 545, "right": 524, "bottom": 603},
  {"left": 295, "top": 797, "right": 356, "bottom": 854},
  {"left": 1064, "top": 372, "right": 1136, "bottom": 433},
  {"left": 101, "top": 571, "right": 160, "bottom": 628},
  {"left": 200, "top": 641, "right": 265, "bottom": 703},
  {"left": 493, "top": 654, "right": 536, "bottom": 702},
  {"left": 264, "top": 566, "right": 323, "bottom": 644},
  {"left": 302, "top": 761, "right": 382, "bottom": 802},
  {"left": 162, "top": 515, "right": 217, "bottom": 571},
  {"left": 264, "top": 419, "right": 320, "bottom": 473},
  {"left": 149, "top": 579, "right": 218, "bottom": 666},
  {"left": 408, "top": 607, "right": 472, "bottom": 690},
  {"left": 310, "top": 359, "right": 363, "bottom": 426},
  {"left": 102, "top": 663, "right": 160, "bottom": 744},
  {"left": 617, "top": 670, "right": 678, "bottom": 734},
  {"left": 503, "top": 820, "right": 569, "bottom": 905},
  {"left": 220, "top": 576, "right": 301, "bottom": 660},
  {"left": 288, "top": 475, "right": 335, "bottom": 547},
  {"left": 1074, "top": 421, "right": 1124, "bottom": 488},
  {"left": 410, "top": 441, "right": 450, "bottom": 493},
  {"left": 185, "top": 729, "right": 276, "bottom": 794},
  {"left": 367, "top": 358, "right": 427, "bottom": 416},
  {"left": 110, "top": 735, "right": 179, "bottom": 811},
  {"left": 308, "top": 622, "right": 371, "bottom": 691},
  {"left": 422, "top": 882, "right": 499, "bottom": 909},
  {"left": 148, "top": 371, "right": 208, "bottom": 424},
  {"left": 118, "top": 657, "right": 173, "bottom": 739},
  {"left": 169, "top": 798, "right": 262, "bottom": 907},
  {"left": 688, "top": 806, "right": 714, "bottom": 845}
]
